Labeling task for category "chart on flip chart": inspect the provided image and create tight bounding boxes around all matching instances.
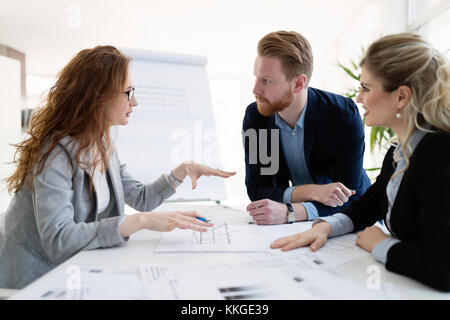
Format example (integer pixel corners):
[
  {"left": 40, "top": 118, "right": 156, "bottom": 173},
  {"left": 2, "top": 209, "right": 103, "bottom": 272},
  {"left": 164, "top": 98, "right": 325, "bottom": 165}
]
[{"left": 114, "top": 49, "right": 226, "bottom": 201}]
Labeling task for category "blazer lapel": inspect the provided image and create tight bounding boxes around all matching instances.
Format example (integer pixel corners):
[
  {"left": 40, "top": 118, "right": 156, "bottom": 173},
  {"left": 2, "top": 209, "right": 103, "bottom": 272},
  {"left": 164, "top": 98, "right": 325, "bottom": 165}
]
[
  {"left": 107, "top": 153, "right": 124, "bottom": 217},
  {"left": 304, "top": 87, "right": 319, "bottom": 175}
]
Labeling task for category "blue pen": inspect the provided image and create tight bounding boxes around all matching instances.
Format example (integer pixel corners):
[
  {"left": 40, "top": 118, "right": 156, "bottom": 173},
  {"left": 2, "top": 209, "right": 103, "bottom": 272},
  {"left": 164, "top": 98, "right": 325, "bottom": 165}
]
[{"left": 195, "top": 217, "right": 210, "bottom": 222}]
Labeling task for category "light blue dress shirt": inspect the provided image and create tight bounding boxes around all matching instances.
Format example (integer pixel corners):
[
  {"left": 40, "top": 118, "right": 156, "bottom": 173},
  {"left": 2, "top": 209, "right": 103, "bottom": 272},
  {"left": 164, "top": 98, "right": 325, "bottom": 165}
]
[{"left": 275, "top": 101, "right": 319, "bottom": 221}]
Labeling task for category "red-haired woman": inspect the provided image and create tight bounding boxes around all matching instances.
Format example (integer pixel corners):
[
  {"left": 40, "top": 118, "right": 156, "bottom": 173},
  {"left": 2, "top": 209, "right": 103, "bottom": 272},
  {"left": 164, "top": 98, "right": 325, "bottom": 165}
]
[{"left": 0, "top": 46, "right": 235, "bottom": 289}]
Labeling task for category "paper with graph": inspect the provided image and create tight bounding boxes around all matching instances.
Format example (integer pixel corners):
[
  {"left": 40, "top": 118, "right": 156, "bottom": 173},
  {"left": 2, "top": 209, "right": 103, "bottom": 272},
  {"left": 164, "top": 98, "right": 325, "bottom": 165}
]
[{"left": 156, "top": 222, "right": 268, "bottom": 252}]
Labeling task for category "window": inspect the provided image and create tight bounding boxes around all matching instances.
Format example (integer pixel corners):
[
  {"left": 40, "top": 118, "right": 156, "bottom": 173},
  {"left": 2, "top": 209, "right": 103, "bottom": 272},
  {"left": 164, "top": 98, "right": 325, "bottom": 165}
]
[{"left": 408, "top": 0, "right": 450, "bottom": 57}]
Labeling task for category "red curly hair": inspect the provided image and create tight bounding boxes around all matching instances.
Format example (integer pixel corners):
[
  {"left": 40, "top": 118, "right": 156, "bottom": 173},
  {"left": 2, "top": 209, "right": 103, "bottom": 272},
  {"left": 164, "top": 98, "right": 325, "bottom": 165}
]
[{"left": 6, "top": 45, "right": 131, "bottom": 193}]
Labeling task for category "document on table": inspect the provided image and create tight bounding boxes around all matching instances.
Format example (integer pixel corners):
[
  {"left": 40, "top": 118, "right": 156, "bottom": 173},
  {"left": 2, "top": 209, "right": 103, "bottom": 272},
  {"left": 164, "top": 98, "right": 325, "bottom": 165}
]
[
  {"left": 139, "top": 255, "right": 387, "bottom": 300},
  {"left": 10, "top": 267, "right": 145, "bottom": 300},
  {"left": 139, "top": 264, "right": 181, "bottom": 299},
  {"left": 157, "top": 216, "right": 370, "bottom": 264},
  {"left": 139, "top": 260, "right": 316, "bottom": 300},
  {"left": 273, "top": 233, "right": 370, "bottom": 267},
  {"left": 156, "top": 223, "right": 268, "bottom": 252},
  {"left": 253, "top": 222, "right": 370, "bottom": 266},
  {"left": 252, "top": 221, "right": 314, "bottom": 244}
]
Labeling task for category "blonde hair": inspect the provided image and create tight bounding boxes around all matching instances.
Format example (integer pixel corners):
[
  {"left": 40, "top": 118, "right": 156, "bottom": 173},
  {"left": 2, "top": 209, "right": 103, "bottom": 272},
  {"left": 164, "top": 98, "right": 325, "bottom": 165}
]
[
  {"left": 360, "top": 33, "right": 450, "bottom": 175},
  {"left": 257, "top": 31, "right": 313, "bottom": 84}
]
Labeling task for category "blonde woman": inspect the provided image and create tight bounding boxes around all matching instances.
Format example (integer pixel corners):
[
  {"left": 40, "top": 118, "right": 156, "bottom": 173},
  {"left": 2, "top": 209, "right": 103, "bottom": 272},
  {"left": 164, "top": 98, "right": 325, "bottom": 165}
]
[
  {"left": 271, "top": 33, "right": 450, "bottom": 292},
  {"left": 0, "top": 46, "right": 235, "bottom": 289}
]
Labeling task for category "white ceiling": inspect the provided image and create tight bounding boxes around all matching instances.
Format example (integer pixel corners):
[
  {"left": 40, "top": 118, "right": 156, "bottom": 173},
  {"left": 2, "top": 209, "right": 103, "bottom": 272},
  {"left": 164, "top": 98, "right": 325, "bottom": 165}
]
[{"left": 0, "top": 0, "right": 367, "bottom": 77}]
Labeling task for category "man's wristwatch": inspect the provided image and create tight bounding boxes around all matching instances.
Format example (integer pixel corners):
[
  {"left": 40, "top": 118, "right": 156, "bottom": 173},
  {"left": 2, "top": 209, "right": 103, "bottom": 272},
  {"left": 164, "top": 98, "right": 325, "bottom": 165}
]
[{"left": 286, "top": 203, "right": 296, "bottom": 224}]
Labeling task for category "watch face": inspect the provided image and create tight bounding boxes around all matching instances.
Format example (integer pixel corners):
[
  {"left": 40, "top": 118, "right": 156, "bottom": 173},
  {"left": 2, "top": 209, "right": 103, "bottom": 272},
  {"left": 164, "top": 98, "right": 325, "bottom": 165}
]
[{"left": 288, "top": 211, "right": 295, "bottom": 223}]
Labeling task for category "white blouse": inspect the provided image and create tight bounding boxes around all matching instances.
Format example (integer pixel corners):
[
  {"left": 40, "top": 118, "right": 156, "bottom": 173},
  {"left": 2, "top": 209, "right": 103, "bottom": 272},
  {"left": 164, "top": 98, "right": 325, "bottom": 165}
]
[
  {"left": 81, "top": 147, "right": 111, "bottom": 214},
  {"left": 91, "top": 169, "right": 110, "bottom": 214}
]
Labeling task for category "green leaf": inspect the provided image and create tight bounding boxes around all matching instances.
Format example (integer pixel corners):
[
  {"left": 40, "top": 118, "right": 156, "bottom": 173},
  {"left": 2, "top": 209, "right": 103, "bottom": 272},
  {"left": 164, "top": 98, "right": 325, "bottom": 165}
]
[
  {"left": 370, "top": 126, "right": 378, "bottom": 152},
  {"left": 337, "top": 63, "right": 360, "bottom": 81},
  {"left": 377, "top": 127, "right": 385, "bottom": 149},
  {"left": 364, "top": 167, "right": 381, "bottom": 171}
]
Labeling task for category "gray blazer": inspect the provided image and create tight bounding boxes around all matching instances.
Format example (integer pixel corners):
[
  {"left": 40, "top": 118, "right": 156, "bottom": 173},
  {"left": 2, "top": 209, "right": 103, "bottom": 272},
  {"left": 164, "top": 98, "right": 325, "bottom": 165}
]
[{"left": 0, "top": 136, "right": 175, "bottom": 289}]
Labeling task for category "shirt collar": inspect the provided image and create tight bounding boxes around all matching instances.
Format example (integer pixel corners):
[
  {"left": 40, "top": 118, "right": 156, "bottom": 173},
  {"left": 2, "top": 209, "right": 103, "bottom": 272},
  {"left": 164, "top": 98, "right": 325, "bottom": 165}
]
[
  {"left": 393, "top": 128, "right": 427, "bottom": 161},
  {"left": 275, "top": 98, "right": 308, "bottom": 132}
]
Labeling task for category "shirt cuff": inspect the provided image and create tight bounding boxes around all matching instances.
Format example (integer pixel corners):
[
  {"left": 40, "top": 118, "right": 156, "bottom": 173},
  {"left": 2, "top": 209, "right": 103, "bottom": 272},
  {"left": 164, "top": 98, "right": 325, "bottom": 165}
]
[
  {"left": 97, "top": 216, "right": 129, "bottom": 247},
  {"left": 153, "top": 174, "right": 176, "bottom": 200},
  {"left": 282, "top": 186, "right": 295, "bottom": 203},
  {"left": 302, "top": 202, "right": 318, "bottom": 221},
  {"left": 312, "top": 213, "right": 354, "bottom": 238},
  {"left": 371, "top": 237, "right": 401, "bottom": 264},
  {"left": 118, "top": 215, "right": 130, "bottom": 241}
]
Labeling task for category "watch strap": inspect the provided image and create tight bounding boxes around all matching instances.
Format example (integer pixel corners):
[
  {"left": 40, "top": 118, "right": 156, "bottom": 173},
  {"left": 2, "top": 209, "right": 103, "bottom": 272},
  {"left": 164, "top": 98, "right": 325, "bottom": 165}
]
[
  {"left": 286, "top": 203, "right": 294, "bottom": 213},
  {"left": 286, "top": 203, "right": 296, "bottom": 223}
]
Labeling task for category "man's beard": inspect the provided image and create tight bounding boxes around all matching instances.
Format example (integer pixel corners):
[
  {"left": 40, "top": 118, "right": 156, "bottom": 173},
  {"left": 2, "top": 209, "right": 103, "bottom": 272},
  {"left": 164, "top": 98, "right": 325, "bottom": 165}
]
[{"left": 256, "top": 89, "right": 294, "bottom": 116}]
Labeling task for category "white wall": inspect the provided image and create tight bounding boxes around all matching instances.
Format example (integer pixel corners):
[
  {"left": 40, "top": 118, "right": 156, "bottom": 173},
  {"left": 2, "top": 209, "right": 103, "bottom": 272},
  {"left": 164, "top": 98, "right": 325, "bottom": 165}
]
[{"left": 0, "top": 55, "right": 22, "bottom": 213}]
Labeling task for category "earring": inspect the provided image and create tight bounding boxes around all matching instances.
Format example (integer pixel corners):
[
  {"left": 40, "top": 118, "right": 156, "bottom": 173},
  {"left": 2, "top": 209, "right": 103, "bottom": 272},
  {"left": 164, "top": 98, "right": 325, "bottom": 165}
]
[{"left": 395, "top": 113, "right": 401, "bottom": 119}]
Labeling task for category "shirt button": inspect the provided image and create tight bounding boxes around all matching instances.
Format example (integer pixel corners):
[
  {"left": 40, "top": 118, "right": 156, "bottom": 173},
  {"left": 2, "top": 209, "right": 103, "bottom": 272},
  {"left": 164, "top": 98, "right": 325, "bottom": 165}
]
[{"left": 291, "top": 132, "right": 295, "bottom": 136}]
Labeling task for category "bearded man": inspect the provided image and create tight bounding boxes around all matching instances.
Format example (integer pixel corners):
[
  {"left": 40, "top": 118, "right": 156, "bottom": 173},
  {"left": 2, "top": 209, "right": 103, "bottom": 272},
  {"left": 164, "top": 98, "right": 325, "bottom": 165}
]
[{"left": 242, "top": 31, "right": 371, "bottom": 225}]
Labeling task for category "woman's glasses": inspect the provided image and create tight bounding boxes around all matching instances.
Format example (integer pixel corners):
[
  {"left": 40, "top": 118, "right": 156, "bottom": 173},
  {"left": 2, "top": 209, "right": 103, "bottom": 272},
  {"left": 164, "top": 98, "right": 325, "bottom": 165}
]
[{"left": 123, "top": 87, "right": 135, "bottom": 102}]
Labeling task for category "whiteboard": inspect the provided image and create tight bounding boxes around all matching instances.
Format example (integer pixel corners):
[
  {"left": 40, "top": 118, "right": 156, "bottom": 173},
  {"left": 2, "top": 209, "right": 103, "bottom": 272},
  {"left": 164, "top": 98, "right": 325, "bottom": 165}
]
[{"left": 115, "top": 49, "right": 226, "bottom": 201}]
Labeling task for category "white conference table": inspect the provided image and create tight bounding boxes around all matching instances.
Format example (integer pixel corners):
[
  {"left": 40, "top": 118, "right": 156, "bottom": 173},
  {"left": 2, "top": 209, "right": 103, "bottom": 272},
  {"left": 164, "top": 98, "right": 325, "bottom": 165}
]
[{"left": 11, "top": 201, "right": 450, "bottom": 300}]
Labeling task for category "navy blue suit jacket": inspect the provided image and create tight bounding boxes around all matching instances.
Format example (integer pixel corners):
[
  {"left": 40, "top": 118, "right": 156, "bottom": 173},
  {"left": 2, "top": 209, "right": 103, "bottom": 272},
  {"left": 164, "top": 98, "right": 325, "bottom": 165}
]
[{"left": 242, "top": 87, "right": 371, "bottom": 217}]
